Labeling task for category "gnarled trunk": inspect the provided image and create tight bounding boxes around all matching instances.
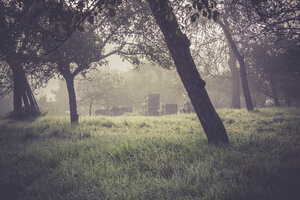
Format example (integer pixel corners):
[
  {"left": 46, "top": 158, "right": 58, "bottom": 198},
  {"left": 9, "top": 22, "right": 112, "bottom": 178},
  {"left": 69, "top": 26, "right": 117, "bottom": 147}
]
[
  {"left": 218, "top": 19, "right": 254, "bottom": 111},
  {"left": 65, "top": 75, "right": 79, "bottom": 123},
  {"left": 147, "top": 0, "right": 229, "bottom": 144}
]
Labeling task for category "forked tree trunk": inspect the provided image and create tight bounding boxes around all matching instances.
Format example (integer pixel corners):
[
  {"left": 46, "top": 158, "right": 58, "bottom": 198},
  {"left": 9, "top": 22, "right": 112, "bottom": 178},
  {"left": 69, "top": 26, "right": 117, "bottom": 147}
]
[
  {"left": 218, "top": 19, "right": 254, "bottom": 111},
  {"left": 65, "top": 75, "right": 79, "bottom": 123},
  {"left": 147, "top": 0, "right": 229, "bottom": 144},
  {"left": 228, "top": 48, "right": 241, "bottom": 108}
]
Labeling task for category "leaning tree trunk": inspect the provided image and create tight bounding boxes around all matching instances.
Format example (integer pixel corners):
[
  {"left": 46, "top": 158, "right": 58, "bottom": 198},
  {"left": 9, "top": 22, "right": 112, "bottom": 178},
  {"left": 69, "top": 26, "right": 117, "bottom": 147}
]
[
  {"left": 228, "top": 48, "right": 241, "bottom": 108},
  {"left": 65, "top": 75, "right": 79, "bottom": 123},
  {"left": 147, "top": 0, "right": 229, "bottom": 144},
  {"left": 217, "top": 19, "right": 254, "bottom": 111}
]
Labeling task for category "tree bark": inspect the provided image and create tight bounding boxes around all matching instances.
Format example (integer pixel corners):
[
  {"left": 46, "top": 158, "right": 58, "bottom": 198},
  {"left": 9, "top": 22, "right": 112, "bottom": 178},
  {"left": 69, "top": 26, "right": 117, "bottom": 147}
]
[
  {"left": 12, "top": 69, "right": 23, "bottom": 112},
  {"left": 11, "top": 66, "right": 39, "bottom": 113},
  {"left": 147, "top": 0, "right": 229, "bottom": 144},
  {"left": 65, "top": 75, "right": 79, "bottom": 123},
  {"left": 22, "top": 90, "right": 30, "bottom": 107},
  {"left": 228, "top": 48, "right": 241, "bottom": 108},
  {"left": 23, "top": 74, "right": 39, "bottom": 110},
  {"left": 217, "top": 19, "right": 254, "bottom": 111}
]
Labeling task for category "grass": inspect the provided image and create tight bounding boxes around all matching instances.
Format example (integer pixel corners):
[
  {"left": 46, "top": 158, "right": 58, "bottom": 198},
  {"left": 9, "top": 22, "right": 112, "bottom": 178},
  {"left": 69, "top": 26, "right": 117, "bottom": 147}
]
[{"left": 0, "top": 108, "right": 299, "bottom": 200}]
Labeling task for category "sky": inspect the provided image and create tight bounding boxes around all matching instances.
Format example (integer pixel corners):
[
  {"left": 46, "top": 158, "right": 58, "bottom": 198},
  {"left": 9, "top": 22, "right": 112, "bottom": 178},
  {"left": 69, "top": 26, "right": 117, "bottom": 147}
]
[{"left": 36, "top": 55, "right": 132, "bottom": 101}]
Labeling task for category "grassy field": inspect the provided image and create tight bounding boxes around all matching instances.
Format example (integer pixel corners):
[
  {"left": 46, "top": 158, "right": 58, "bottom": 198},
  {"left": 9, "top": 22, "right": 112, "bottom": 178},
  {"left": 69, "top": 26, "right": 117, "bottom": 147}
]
[{"left": 0, "top": 108, "right": 299, "bottom": 200}]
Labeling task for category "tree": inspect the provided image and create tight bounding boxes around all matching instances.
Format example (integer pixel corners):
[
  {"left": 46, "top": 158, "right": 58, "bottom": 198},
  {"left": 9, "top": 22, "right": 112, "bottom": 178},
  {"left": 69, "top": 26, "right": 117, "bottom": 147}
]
[
  {"left": 185, "top": 15, "right": 241, "bottom": 109},
  {"left": 228, "top": 48, "right": 241, "bottom": 108},
  {"left": 0, "top": 0, "right": 57, "bottom": 114},
  {"left": 145, "top": 0, "right": 229, "bottom": 144},
  {"left": 46, "top": 29, "right": 106, "bottom": 123},
  {"left": 217, "top": 19, "right": 254, "bottom": 110},
  {"left": 76, "top": 67, "right": 128, "bottom": 116},
  {"left": 248, "top": 39, "right": 300, "bottom": 106},
  {"left": 215, "top": 0, "right": 299, "bottom": 107}
]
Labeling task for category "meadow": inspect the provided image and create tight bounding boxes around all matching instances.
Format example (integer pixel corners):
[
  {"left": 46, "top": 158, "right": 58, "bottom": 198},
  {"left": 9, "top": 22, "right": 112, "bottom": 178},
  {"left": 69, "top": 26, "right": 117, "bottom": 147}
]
[{"left": 0, "top": 108, "right": 299, "bottom": 200}]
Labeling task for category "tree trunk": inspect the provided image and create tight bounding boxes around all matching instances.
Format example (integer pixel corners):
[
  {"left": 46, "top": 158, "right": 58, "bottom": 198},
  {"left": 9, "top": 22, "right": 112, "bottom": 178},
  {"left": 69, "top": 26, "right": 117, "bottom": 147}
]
[
  {"left": 147, "top": 0, "right": 229, "bottom": 144},
  {"left": 89, "top": 99, "right": 93, "bottom": 116},
  {"left": 11, "top": 67, "right": 39, "bottom": 113},
  {"left": 22, "top": 90, "right": 30, "bottom": 107},
  {"left": 12, "top": 69, "right": 22, "bottom": 112},
  {"left": 270, "top": 76, "right": 280, "bottom": 107},
  {"left": 217, "top": 19, "right": 254, "bottom": 111},
  {"left": 23, "top": 74, "right": 39, "bottom": 110},
  {"left": 228, "top": 48, "right": 241, "bottom": 108},
  {"left": 65, "top": 75, "right": 79, "bottom": 123}
]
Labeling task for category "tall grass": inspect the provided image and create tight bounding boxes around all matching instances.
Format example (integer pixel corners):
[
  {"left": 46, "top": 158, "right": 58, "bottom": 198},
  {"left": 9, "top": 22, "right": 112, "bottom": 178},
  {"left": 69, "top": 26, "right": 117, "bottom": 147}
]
[{"left": 0, "top": 108, "right": 299, "bottom": 200}]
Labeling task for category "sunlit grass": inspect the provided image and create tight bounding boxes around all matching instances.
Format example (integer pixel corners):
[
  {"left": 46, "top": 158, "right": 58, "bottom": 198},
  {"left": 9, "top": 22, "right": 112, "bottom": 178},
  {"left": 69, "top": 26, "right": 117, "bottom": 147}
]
[{"left": 0, "top": 108, "right": 299, "bottom": 199}]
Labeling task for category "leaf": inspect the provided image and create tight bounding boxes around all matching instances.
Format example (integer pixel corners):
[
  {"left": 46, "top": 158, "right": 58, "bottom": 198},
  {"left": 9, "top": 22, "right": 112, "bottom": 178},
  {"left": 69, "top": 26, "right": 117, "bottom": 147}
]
[
  {"left": 77, "top": 25, "right": 85, "bottom": 32},
  {"left": 193, "top": 1, "right": 197, "bottom": 9},
  {"left": 108, "top": 8, "right": 116, "bottom": 17},
  {"left": 191, "top": 13, "right": 199, "bottom": 23},
  {"left": 87, "top": 16, "right": 94, "bottom": 24},
  {"left": 202, "top": 0, "right": 209, "bottom": 8},
  {"left": 212, "top": 10, "right": 219, "bottom": 22},
  {"left": 116, "top": 0, "right": 122, "bottom": 6},
  {"left": 207, "top": 9, "right": 211, "bottom": 20},
  {"left": 185, "top": 5, "right": 192, "bottom": 12},
  {"left": 197, "top": 2, "right": 203, "bottom": 11},
  {"left": 109, "top": 0, "right": 117, "bottom": 6},
  {"left": 77, "top": 1, "right": 84, "bottom": 10}
]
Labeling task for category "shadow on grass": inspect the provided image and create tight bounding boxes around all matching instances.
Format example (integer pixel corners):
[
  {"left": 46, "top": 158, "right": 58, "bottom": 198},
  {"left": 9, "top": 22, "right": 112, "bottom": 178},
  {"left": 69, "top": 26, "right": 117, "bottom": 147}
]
[{"left": 5, "top": 107, "right": 46, "bottom": 122}]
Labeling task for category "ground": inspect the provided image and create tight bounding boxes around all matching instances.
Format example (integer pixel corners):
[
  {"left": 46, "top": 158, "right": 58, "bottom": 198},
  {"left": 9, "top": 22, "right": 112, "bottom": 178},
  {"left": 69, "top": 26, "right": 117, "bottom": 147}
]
[{"left": 0, "top": 108, "right": 299, "bottom": 200}]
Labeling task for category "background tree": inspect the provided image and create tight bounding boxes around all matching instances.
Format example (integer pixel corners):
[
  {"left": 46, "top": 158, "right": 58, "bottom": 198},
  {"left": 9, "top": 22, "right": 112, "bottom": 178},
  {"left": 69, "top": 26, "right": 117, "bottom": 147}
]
[
  {"left": 46, "top": 29, "right": 105, "bottom": 123},
  {"left": 76, "top": 67, "right": 129, "bottom": 116},
  {"left": 185, "top": 17, "right": 241, "bottom": 109},
  {"left": 248, "top": 39, "right": 300, "bottom": 106}
]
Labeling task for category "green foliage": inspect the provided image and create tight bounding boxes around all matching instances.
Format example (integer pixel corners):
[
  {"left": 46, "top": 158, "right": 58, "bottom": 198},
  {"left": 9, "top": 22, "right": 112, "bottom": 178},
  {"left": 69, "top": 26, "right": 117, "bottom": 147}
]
[{"left": 0, "top": 108, "right": 300, "bottom": 199}]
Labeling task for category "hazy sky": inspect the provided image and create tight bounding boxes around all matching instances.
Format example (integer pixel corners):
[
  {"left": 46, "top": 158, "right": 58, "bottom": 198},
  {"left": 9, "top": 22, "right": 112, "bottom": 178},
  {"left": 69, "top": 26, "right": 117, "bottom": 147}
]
[{"left": 36, "top": 55, "right": 132, "bottom": 101}]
